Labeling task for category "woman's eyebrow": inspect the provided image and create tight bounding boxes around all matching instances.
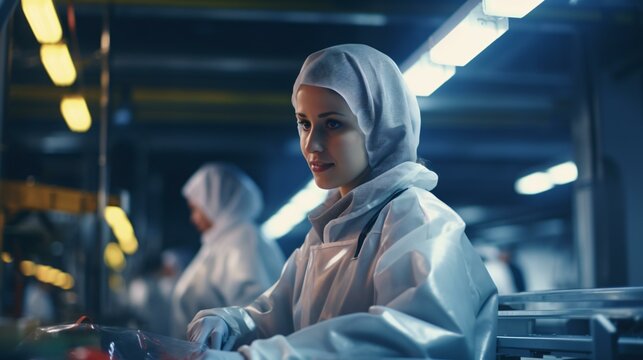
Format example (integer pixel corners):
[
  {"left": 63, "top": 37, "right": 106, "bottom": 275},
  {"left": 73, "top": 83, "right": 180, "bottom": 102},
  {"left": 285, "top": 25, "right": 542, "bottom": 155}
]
[
  {"left": 296, "top": 111, "right": 345, "bottom": 119},
  {"left": 319, "top": 111, "right": 345, "bottom": 118}
]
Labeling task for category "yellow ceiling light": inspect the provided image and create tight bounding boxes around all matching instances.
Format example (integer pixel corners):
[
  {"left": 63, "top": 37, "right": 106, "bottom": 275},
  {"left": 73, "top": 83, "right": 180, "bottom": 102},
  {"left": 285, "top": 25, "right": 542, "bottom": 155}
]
[
  {"left": 62, "top": 274, "right": 75, "bottom": 290},
  {"left": 104, "top": 242, "right": 126, "bottom": 272},
  {"left": 46, "top": 268, "right": 62, "bottom": 284},
  {"left": 20, "top": 260, "right": 36, "bottom": 276},
  {"left": 21, "top": 0, "right": 63, "bottom": 44},
  {"left": 104, "top": 206, "right": 125, "bottom": 225},
  {"left": 35, "top": 264, "right": 52, "bottom": 282},
  {"left": 40, "top": 43, "right": 77, "bottom": 86},
  {"left": 1, "top": 252, "right": 13, "bottom": 263},
  {"left": 104, "top": 206, "right": 139, "bottom": 255},
  {"left": 54, "top": 271, "right": 67, "bottom": 287},
  {"left": 60, "top": 95, "right": 92, "bottom": 132},
  {"left": 119, "top": 238, "right": 139, "bottom": 255}
]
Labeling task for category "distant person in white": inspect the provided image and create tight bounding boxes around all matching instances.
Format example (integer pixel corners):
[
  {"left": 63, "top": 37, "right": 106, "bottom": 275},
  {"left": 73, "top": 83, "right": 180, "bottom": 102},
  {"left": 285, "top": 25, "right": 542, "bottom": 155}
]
[
  {"left": 129, "top": 250, "right": 181, "bottom": 336},
  {"left": 23, "top": 281, "right": 55, "bottom": 324},
  {"left": 171, "top": 163, "right": 284, "bottom": 339}
]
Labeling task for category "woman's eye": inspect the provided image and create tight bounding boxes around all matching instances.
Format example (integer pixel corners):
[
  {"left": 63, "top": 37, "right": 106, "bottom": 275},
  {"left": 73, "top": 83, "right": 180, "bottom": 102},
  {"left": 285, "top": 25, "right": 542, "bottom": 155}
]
[
  {"left": 297, "top": 119, "right": 311, "bottom": 131},
  {"left": 327, "top": 119, "right": 342, "bottom": 129}
]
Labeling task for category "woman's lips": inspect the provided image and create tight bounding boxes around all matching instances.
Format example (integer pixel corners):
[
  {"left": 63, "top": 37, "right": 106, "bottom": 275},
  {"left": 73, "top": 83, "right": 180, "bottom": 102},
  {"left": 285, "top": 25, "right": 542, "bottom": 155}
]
[{"left": 310, "top": 161, "right": 334, "bottom": 173}]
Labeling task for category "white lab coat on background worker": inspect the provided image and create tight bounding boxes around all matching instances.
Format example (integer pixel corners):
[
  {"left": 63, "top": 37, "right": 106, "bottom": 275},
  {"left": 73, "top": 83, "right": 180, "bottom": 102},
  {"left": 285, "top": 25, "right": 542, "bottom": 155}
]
[
  {"left": 171, "top": 163, "right": 285, "bottom": 339},
  {"left": 187, "top": 44, "right": 498, "bottom": 359}
]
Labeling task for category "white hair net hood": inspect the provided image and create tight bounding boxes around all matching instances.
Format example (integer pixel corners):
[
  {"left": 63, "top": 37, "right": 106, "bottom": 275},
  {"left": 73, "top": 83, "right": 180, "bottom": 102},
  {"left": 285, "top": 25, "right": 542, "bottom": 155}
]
[
  {"left": 292, "top": 44, "right": 421, "bottom": 177},
  {"left": 182, "top": 163, "right": 263, "bottom": 226}
]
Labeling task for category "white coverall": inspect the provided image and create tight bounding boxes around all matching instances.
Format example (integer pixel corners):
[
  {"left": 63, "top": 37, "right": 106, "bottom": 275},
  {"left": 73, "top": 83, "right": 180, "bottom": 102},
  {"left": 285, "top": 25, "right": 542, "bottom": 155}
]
[
  {"left": 171, "top": 163, "right": 285, "bottom": 338},
  {"left": 190, "top": 44, "right": 498, "bottom": 359}
]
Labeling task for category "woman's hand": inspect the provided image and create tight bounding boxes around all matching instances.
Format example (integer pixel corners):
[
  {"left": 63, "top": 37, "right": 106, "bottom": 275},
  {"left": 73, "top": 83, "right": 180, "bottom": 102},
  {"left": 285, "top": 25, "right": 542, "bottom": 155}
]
[{"left": 188, "top": 315, "right": 236, "bottom": 350}]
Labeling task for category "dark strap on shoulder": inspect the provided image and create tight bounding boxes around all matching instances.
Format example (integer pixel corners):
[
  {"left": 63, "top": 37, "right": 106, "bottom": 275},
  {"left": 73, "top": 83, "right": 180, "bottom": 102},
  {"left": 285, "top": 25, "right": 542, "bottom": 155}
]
[{"left": 353, "top": 188, "right": 408, "bottom": 259}]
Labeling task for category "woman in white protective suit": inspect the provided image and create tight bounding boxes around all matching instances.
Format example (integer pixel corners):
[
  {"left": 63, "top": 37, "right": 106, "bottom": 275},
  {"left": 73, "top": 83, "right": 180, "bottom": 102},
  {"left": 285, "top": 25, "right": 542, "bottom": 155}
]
[
  {"left": 171, "top": 163, "right": 285, "bottom": 339},
  {"left": 187, "top": 45, "right": 498, "bottom": 359}
]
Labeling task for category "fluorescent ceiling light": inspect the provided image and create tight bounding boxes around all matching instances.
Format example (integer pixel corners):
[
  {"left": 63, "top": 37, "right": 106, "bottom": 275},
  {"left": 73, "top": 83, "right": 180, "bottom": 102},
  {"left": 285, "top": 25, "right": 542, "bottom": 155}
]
[
  {"left": 403, "top": 53, "right": 455, "bottom": 97},
  {"left": 60, "top": 95, "right": 92, "bottom": 132},
  {"left": 429, "top": 0, "right": 508, "bottom": 66},
  {"left": 482, "top": 0, "right": 544, "bottom": 18},
  {"left": 21, "top": 0, "right": 63, "bottom": 44},
  {"left": 547, "top": 161, "right": 577, "bottom": 185},
  {"left": 515, "top": 172, "right": 553, "bottom": 195},
  {"left": 261, "top": 180, "right": 327, "bottom": 240},
  {"left": 515, "top": 161, "right": 577, "bottom": 195},
  {"left": 40, "top": 43, "right": 77, "bottom": 86}
]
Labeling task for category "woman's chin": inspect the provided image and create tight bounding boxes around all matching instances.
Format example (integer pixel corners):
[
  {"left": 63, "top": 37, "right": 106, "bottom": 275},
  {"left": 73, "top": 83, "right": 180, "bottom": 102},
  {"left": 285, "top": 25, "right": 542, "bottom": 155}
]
[{"left": 312, "top": 177, "right": 336, "bottom": 190}]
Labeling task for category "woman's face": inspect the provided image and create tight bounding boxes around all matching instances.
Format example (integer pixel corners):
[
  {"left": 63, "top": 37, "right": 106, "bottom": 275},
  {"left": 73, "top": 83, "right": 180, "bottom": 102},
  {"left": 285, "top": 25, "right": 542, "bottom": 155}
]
[
  {"left": 296, "top": 85, "right": 370, "bottom": 196},
  {"left": 188, "top": 201, "right": 213, "bottom": 233}
]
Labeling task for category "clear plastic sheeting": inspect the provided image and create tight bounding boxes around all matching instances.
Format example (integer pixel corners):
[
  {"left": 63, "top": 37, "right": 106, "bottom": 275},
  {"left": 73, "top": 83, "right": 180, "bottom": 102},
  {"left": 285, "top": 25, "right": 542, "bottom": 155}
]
[{"left": 16, "top": 320, "right": 208, "bottom": 359}]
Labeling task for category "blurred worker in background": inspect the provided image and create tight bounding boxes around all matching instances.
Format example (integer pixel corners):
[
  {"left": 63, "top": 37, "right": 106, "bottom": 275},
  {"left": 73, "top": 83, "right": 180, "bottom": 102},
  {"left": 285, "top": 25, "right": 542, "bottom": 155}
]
[
  {"left": 478, "top": 244, "right": 527, "bottom": 295},
  {"left": 171, "top": 163, "right": 284, "bottom": 339},
  {"left": 478, "top": 244, "right": 517, "bottom": 295},
  {"left": 128, "top": 250, "right": 182, "bottom": 336},
  {"left": 23, "top": 279, "right": 56, "bottom": 325},
  {"left": 500, "top": 247, "right": 526, "bottom": 293}
]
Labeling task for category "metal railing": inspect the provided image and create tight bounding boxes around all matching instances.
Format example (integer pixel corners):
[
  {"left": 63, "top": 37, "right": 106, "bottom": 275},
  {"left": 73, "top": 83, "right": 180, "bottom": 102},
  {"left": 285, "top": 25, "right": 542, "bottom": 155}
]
[{"left": 497, "top": 287, "right": 643, "bottom": 360}]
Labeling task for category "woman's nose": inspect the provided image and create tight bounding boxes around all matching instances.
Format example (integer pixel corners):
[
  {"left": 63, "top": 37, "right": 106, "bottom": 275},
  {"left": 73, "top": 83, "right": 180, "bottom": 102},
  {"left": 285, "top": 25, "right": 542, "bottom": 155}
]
[{"left": 304, "top": 128, "right": 324, "bottom": 153}]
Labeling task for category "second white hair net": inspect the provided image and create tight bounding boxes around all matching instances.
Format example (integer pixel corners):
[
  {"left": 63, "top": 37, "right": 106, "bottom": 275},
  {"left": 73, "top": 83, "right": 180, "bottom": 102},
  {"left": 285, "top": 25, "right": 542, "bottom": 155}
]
[
  {"left": 182, "top": 163, "right": 263, "bottom": 224},
  {"left": 291, "top": 44, "right": 421, "bottom": 177}
]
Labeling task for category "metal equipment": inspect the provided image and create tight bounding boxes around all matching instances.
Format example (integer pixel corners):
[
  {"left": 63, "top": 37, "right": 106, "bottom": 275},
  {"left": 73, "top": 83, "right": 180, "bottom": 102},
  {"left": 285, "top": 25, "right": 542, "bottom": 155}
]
[{"left": 497, "top": 287, "right": 643, "bottom": 359}]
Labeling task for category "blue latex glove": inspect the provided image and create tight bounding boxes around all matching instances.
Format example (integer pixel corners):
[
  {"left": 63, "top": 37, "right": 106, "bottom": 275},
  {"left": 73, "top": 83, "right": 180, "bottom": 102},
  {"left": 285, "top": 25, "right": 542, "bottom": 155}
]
[
  {"left": 188, "top": 315, "right": 237, "bottom": 350},
  {"left": 197, "top": 350, "right": 244, "bottom": 360}
]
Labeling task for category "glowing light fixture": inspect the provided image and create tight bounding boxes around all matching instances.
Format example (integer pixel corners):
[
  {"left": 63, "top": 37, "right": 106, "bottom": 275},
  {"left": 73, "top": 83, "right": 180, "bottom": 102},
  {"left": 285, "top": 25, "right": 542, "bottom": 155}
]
[
  {"left": 403, "top": 53, "right": 456, "bottom": 96},
  {"left": 261, "top": 180, "right": 327, "bottom": 240},
  {"left": 20, "top": 260, "right": 36, "bottom": 276},
  {"left": 104, "top": 242, "right": 126, "bottom": 272},
  {"left": 516, "top": 161, "right": 578, "bottom": 195},
  {"left": 54, "top": 271, "right": 67, "bottom": 287},
  {"left": 17, "top": 259, "right": 72, "bottom": 288},
  {"left": 482, "top": 0, "right": 544, "bottom": 18},
  {"left": 45, "top": 268, "right": 61, "bottom": 284},
  {"left": 60, "top": 95, "right": 92, "bottom": 132},
  {"left": 35, "top": 264, "right": 52, "bottom": 282},
  {"left": 1, "top": 252, "right": 12, "bottom": 263},
  {"left": 104, "top": 206, "right": 139, "bottom": 255},
  {"left": 62, "top": 274, "right": 75, "bottom": 290},
  {"left": 21, "top": 0, "right": 63, "bottom": 43},
  {"left": 546, "top": 161, "right": 577, "bottom": 185},
  {"left": 40, "top": 43, "right": 77, "bottom": 86},
  {"left": 429, "top": 0, "right": 508, "bottom": 66},
  {"left": 515, "top": 172, "right": 553, "bottom": 195}
]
